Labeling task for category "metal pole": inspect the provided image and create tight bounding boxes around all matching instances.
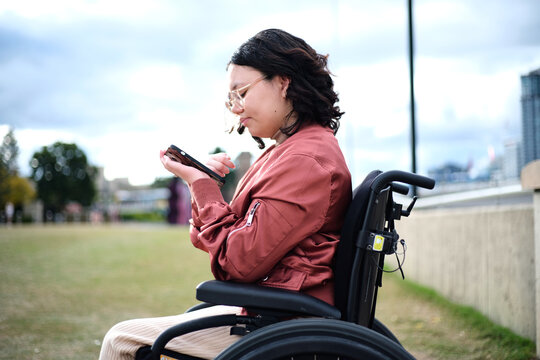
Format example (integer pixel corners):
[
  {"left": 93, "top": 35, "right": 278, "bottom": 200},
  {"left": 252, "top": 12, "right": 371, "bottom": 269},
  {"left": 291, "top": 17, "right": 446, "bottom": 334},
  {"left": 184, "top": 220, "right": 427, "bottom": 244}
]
[{"left": 408, "top": 0, "right": 418, "bottom": 196}]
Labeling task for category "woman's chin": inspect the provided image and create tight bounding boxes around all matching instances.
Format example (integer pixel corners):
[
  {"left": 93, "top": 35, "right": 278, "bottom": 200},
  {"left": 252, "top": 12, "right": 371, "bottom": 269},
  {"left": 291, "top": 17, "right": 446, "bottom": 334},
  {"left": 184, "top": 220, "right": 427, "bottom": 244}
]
[{"left": 246, "top": 127, "right": 258, "bottom": 137}]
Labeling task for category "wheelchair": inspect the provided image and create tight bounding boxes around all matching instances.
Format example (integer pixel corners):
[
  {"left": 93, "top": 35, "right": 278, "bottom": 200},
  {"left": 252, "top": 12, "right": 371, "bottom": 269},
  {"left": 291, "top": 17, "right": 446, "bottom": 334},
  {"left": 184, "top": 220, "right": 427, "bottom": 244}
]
[{"left": 136, "top": 170, "right": 435, "bottom": 360}]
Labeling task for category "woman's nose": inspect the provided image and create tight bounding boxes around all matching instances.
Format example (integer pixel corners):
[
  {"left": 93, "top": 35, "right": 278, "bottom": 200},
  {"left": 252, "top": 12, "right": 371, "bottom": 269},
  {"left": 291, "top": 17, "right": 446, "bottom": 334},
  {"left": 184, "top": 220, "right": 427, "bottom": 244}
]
[{"left": 231, "top": 102, "right": 244, "bottom": 114}]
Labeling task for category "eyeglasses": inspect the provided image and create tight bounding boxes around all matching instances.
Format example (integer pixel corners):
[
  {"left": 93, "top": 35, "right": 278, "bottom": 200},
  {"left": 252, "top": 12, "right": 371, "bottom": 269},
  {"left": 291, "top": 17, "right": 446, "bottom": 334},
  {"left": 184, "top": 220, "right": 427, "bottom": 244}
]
[{"left": 225, "top": 76, "right": 266, "bottom": 112}]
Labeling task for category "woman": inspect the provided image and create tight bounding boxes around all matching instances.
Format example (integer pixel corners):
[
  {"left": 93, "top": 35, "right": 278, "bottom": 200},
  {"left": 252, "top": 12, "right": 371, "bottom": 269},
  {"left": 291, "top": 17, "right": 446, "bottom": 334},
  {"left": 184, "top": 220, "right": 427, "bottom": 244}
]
[{"left": 99, "top": 28, "right": 351, "bottom": 360}]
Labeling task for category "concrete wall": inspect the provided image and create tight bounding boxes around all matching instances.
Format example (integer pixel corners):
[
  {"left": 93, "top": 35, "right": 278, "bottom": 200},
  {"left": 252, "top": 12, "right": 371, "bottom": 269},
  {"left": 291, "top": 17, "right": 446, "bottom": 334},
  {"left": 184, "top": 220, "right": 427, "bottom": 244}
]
[{"left": 393, "top": 204, "right": 535, "bottom": 341}]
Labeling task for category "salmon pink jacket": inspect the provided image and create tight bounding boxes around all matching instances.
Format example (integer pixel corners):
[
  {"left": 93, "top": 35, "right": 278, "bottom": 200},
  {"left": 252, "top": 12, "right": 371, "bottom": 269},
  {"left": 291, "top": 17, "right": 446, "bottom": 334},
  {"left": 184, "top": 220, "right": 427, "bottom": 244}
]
[{"left": 189, "top": 124, "right": 352, "bottom": 305}]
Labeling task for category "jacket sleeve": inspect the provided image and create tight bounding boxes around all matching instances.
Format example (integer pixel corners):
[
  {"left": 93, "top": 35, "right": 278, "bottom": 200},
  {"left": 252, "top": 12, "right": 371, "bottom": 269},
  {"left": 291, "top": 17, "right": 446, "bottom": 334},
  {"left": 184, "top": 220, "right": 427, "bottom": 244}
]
[{"left": 189, "top": 154, "right": 333, "bottom": 283}]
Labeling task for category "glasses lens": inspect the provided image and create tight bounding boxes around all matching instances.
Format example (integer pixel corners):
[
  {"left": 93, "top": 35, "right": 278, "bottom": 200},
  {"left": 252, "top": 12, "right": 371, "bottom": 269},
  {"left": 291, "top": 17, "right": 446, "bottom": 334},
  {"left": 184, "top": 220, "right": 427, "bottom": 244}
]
[
  {"left": 232, "top": 92, "right": 243, "bottom": 109},
  {"left": 226, "top": 91, "right": 245, "bottom": 112},
  {"left": 225, "top": 92, "right": 233, "bottom": 111},
  {"left": 223, "top": 82, "right": 251, "bottom": 132}
]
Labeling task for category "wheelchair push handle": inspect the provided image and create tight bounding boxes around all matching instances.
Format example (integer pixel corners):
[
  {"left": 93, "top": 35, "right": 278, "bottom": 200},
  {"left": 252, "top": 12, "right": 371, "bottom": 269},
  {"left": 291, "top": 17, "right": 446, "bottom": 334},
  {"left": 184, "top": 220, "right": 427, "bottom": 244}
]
[
  {"left": 390, "top": 182, "right": 410, "bottom": 195},
  {"left": 371, "top": 170, "right": 435, "bottom": 194}
]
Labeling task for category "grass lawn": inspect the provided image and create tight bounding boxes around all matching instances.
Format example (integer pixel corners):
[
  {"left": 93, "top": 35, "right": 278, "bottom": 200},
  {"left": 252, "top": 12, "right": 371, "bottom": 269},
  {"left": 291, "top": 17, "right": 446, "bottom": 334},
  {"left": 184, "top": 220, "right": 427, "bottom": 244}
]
[
  {"left": 0, "top": 224, "right": 211, "bottom": 360},
  {"left": 0, "top": 224, "right": 536, "bottom": 360},
  {"left": 377, "top": 275, "right": 536, "bottom": 360}
]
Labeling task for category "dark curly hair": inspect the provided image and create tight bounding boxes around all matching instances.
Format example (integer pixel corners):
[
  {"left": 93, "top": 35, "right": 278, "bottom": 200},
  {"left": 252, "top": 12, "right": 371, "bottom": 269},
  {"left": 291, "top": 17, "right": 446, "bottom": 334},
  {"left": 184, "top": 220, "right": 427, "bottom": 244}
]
[{"left": 229, "top": 29, "right": 344, "bottom": 149}]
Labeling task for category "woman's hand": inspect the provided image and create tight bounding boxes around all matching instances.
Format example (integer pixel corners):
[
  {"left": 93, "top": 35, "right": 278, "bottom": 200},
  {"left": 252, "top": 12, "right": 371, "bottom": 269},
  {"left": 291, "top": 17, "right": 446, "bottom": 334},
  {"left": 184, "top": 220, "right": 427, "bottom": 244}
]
[
  {"left": 205, "top": 153, "right": 236, "bottom": 178},
  {"left": 159, "top": 150, "right": 235, "bottom": 186}
]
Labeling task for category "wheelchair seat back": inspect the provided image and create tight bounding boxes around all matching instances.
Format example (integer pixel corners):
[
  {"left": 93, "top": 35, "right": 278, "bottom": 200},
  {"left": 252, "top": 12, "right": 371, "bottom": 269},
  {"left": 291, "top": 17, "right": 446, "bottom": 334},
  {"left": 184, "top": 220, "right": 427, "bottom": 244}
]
[{"left": 333, "top": 170, "right": 394, "bottom": 327}]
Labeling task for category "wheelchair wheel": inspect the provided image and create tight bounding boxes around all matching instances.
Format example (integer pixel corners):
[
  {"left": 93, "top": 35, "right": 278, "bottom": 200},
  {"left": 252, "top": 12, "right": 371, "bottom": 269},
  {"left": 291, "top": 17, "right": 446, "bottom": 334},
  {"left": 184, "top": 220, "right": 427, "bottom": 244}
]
[
  {"left": 373, "top": 317, "right": 402, "bottom": 346},
  {"left": 215, "top": 318, "right": 414, "bottom": 360}
]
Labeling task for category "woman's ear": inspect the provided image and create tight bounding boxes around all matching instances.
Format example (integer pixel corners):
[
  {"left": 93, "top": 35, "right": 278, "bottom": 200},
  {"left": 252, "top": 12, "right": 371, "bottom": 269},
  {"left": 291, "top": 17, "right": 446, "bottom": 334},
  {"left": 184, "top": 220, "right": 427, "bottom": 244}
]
[{"left": 278, "top": 75, "right": 291, "bottom": 98}]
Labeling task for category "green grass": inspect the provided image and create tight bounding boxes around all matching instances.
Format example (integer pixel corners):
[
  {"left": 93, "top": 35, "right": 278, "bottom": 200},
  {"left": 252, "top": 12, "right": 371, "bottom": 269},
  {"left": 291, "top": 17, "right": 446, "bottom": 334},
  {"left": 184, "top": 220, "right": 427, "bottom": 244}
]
[
  {"left": 0, "top": 225, "right": 211, "bottom": 360},
  {"left": 0, "top": 225, "right": 537, "bottom": 360},
  {"left": 377, "top": 275, "right": 537, "bottom": 360},
  {"left": 402, "top": 279, "right": 535, "bottom": 359}
]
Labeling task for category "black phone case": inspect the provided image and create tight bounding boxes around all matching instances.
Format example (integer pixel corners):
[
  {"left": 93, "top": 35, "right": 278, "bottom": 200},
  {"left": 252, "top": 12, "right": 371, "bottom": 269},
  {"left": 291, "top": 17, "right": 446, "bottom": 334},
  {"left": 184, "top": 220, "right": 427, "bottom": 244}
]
[{"left": 165, "top": 145, "right": 226, "bottom": 186}]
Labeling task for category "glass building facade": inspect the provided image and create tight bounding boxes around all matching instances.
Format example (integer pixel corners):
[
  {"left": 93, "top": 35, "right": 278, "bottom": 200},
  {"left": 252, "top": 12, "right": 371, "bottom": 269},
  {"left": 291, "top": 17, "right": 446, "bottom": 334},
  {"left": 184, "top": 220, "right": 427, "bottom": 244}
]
[{"left": 521, "top": 68, "right": 540, "bottom": 167}]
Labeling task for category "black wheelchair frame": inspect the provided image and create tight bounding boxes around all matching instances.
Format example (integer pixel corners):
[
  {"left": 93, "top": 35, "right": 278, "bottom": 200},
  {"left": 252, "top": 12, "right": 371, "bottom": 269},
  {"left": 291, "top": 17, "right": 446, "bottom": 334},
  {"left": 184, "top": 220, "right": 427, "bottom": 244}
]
[{"left": 137, "top": 170, "right": 435, "bottom": 360}]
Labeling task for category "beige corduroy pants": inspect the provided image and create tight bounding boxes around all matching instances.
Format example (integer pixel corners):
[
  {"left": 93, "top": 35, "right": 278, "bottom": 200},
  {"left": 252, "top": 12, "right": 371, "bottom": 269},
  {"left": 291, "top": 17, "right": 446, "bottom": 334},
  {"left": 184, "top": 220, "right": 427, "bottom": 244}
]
[{"left": 99, "top": 305, "right": 243, "bottom": 360}]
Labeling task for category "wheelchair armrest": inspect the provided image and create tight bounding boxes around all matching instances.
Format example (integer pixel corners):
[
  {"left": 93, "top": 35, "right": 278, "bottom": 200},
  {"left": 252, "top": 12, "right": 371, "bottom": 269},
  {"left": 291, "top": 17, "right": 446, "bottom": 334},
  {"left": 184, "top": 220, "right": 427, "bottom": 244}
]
[{"left": 196, "top": 280, "right": 341, "bottom": 319}]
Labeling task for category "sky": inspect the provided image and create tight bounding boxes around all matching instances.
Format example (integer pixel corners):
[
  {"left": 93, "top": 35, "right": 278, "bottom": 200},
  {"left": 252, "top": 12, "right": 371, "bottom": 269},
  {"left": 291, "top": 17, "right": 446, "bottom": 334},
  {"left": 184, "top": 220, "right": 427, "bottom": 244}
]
[{"left": 1, "top": 0, "right": 539, "bottom": 186}]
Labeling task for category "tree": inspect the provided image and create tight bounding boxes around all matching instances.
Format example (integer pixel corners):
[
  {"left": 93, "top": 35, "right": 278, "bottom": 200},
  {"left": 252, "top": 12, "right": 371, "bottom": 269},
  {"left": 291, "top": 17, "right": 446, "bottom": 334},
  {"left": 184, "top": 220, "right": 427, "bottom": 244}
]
[
  {"left": 6, "top": 176, "right": 35, "bottom": 206},
  {"left": 0, "top": 128, "right": 29, "bottom": 218},
  {"left": 1, "top": 127, "right": 20, "bottom": 175},
  {"left": 30, "top": 142, "right": 97, "bottom": 217},
  {"left": 0, "top": 155, "right": 9, "bottom": 211},
  {"left": 151, "top": 176, "right": 174, "bottom": 188}
]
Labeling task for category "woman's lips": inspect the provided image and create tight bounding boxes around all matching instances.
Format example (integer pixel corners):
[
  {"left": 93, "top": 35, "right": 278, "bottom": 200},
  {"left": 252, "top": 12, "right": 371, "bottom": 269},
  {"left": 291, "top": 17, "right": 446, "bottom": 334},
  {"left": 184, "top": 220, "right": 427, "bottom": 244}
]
[{"left": 240, "top": 117, "right": 249, "bottom": 126}]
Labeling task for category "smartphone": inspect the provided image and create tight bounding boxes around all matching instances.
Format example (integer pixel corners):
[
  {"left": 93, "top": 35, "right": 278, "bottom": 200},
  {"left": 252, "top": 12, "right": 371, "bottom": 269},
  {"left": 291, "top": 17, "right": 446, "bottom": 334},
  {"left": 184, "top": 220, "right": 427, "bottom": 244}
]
[{"left": 164, "top": 145, "right": 226, "bottom": 186}]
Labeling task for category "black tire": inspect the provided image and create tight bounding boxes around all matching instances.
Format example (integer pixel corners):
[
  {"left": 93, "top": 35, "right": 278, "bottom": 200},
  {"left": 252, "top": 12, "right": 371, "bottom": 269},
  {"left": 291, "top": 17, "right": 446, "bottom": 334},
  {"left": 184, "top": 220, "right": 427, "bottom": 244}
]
[
  {"left": 373, "top": 317, "right": 402, "bottom": 346},
  {"left": 215, "top": 318, "right": 415, "bottom": 360}
]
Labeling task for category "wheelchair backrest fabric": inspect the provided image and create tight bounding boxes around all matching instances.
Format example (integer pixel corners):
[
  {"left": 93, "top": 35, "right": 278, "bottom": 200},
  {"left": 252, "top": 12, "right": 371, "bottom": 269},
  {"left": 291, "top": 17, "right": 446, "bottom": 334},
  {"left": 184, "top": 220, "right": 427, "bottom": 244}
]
[{"left": 333, "top": 170, "right": 382, "bottom": 319}]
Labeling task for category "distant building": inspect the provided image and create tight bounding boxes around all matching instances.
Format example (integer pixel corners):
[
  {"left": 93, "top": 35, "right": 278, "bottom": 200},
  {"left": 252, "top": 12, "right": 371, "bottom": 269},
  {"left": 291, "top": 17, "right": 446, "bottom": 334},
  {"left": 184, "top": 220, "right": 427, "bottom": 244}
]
[
  {"left": 235, "top": 152, "right": 253, "bottom": 178},
  {"left": 93, "top": 167, "right": 169, "bottom": 222},
  {"left": 115, "top": 187, "right": 169, "bottom": 215},
  {"left": 521, "top": 68, "right": 540, "bottom": 167},
  {"left": 503, "top": 140, "right": 522, "bottom": 180},
  {"left": 428, "top": 162, "right": 470, "bottom": 184},
  {"left": 221, "top": 152, "right": 253, "bottom": 202}
]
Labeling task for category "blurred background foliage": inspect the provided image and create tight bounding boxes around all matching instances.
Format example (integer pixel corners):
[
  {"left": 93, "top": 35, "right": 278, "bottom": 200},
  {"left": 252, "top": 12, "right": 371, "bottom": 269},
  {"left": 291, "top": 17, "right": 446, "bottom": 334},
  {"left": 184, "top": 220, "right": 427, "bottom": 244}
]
[
  {"left": 29, "top": 142, "right": 97, "bottom": 215},
  {"left": 0, "top": 129, "right": 35, "bottom": 221}
]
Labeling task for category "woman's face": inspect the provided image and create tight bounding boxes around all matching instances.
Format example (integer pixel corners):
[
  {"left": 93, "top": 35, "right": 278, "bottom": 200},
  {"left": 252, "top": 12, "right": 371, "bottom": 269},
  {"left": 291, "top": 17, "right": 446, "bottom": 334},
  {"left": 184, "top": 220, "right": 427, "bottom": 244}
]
[{"left": 227, "top": 64, "right": 293, "bottom": 143}]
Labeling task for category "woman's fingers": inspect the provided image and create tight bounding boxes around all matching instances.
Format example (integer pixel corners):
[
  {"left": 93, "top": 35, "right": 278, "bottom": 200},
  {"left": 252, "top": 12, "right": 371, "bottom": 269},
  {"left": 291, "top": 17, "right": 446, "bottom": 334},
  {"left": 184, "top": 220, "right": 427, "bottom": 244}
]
[
  {"left": 207, "top": 153, "right": 236, "bottom": 176},
  {"left": 159, "top": 150, "right": 236, "bottom": 183},
  {"left": 159, "top": 150, "right": 209, "bottom": 185}
]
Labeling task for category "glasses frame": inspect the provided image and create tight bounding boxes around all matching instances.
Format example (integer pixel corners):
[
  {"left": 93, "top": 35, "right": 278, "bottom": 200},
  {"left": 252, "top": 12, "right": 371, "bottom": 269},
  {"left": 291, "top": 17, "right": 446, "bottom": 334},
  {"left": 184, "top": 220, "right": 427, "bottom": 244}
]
[{"left": 225, "top": 75, "right": 267, "bottom": 112}]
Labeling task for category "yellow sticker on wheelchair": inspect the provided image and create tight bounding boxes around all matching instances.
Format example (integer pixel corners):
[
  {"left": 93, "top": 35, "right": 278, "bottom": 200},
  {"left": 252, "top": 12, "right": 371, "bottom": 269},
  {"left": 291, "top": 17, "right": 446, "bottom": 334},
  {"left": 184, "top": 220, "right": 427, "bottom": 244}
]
[
  {"left": 160, "top": 356, "right": 177, "bottom": 360},
  {"left": 373, "top": 235, "right": 385, "bottom": 252}
]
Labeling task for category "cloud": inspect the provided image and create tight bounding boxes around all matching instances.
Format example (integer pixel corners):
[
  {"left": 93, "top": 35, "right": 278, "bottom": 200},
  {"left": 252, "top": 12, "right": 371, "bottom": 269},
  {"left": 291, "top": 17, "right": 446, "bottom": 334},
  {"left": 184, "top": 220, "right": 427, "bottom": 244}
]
[
  {"left": 1, "top": 0, "right": 540, "bottom": 185},
  {"left": 416, "top": 0, "right": 540, "bottom": 54}
]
